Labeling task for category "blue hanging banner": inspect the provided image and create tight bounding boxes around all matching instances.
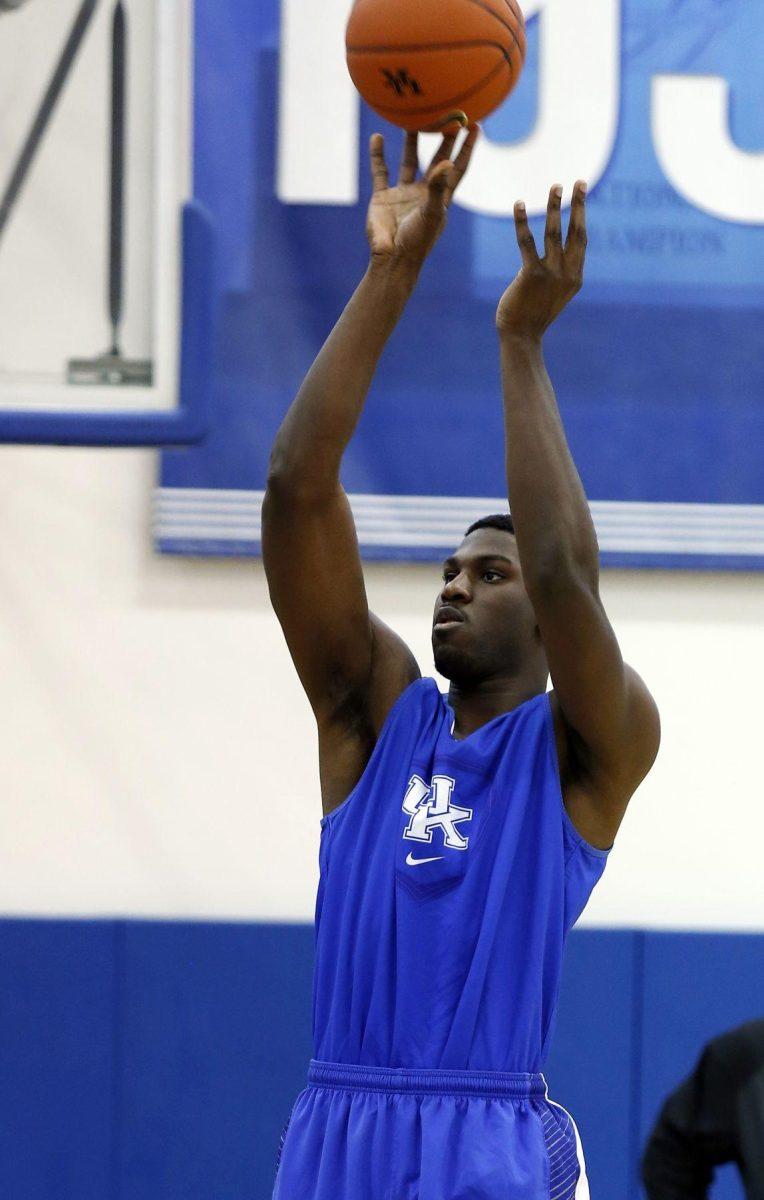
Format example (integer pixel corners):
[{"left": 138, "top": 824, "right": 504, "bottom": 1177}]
[{"left": 157, "top": 0, "right": 764, "bottom": 569}]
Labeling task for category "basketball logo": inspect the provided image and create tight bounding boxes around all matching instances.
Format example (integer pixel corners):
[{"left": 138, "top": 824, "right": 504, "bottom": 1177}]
[
  {"left": 381, "top": 68, "right": 423, "bottom": 98},
  {"left": 402, "top": 774, "right": 473, "bottom": 851}
]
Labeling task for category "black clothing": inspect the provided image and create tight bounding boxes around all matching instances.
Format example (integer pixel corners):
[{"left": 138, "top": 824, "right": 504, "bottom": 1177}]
[{"left": 642, "top": 1019, "right": 764, "bottom": 1200}]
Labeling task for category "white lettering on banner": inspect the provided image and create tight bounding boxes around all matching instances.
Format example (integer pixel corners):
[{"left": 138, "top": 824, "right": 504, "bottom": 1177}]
[
  {"left": 276, "top": 0, "right": 764, "bottom": 226},
  {"left": 428, "top": 0, "right": 620, "bottom": 217},
  {"left": 652, "top": 76, "right": 764, "bottom": 225},
  {"left": 277, "top": 0, "right": 619, "bottom": 214},
  {"left": 277, "top": 0, "right": 359, "bottom": 204},
  {"left": 402, "top": 775, "right": 473, "bottom": 850}
]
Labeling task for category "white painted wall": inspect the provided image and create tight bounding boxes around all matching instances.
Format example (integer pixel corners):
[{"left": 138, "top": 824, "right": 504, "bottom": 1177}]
[
  {"left": 0, "top": 1, "right": 761, "bottom": 934},
  {"left": 0, "top": 0, "right": 156, "bottom": 377},
  {"left": 0, "top": 0, "right": 189, "bottom": 415},
  {"left": 0, "top": 444, "right": 762, "bottom": 931}
]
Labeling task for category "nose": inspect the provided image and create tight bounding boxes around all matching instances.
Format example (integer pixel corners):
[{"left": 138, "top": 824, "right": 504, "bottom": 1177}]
[{"left": 441, "top": 570, "right": 471, "bottom": 603}]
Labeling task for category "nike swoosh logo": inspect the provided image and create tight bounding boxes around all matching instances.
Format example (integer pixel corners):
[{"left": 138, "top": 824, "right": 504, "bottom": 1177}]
[{"left": 405, "top": 851, "right": 444, "bottom": 866}]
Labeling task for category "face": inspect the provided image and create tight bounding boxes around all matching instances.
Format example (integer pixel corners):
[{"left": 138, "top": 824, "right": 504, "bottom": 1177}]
[{"left": 431, "top": 528, "right": 545, "bottom": 686}]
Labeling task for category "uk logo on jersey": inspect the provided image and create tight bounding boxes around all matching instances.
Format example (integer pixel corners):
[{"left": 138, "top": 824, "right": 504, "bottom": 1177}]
[{"left": 402, "top": 775, "right": 473, "bottom": 852}]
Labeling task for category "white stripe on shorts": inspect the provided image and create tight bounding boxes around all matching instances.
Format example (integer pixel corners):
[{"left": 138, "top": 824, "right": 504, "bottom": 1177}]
[{"left": 540, "top": 1076, "right": 590, "bottom": 1200}]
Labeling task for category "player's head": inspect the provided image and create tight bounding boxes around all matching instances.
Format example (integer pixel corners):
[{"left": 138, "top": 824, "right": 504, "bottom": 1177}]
[{"left": 431, "top": 514, "right": 548, "bottom": 689}]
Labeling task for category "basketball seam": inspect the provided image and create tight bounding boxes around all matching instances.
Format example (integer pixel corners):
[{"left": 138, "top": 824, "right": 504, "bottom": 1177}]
[
  {"left": 361, "top": 54, "right": 513, "bottom": 119},
  {"left": 348, "top": 1, "right": 524, "bottom": 60},
  {"left": 503, "top": 0, "right": 525, "bottom": 32},
  {"left": 463, "top": 0, "right": 524, "bottom": 60},
  {"left": 347, "top": 39, "right": 510, "bottom": 56}
]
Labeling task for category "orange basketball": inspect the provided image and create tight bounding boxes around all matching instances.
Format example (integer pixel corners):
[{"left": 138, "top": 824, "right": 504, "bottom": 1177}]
[{"left": 345, "top": 0, "right": 526, "bottom": 134}]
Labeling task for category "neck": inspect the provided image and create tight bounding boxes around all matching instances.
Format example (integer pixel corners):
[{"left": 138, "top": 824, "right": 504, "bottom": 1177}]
[{"left": 447, "top": 672, "right": 545, "bottom": 739}]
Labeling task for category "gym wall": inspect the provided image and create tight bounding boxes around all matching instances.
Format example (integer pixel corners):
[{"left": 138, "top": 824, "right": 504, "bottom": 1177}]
[{"left": 0, "top": 2, "right": 761, "bottom": 1199}]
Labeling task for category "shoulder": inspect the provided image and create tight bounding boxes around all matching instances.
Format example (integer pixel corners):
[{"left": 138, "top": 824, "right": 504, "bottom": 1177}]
[
  {"left": 550, "top": 668, "right": 659, "bottom": 791},
  {"left": 705, "top": 1020, "right": 764, "bottom": 1079},
  {"left": 366, "top": 614, "right": 423, "bottom": 734},
  {"left": 547, "top": 666, "right": 660, "bottom": 849},
  {"left": 317, "top": 617, "right": 423, "bottom": 818}
]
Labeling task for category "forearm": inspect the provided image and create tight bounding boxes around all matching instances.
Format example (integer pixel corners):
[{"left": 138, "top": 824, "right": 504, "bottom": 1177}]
[
  {"left": 642, "top": 1126, "right": 714, "bottom": 1200},
  {"left": 268, "top": 258, "right": 418, "bottom": 492},
  {"left": 642, "top": 1090, "right": 719, "bottom": 1200},
  {"left": 643, "top": 1044, "right": 739, "bottom": 1200},
  {"left": 499, "top": 332, "right": 599, "bottom": 592}
]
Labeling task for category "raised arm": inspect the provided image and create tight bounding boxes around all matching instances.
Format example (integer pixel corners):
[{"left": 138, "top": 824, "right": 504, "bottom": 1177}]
[
  {"left": 262, "top": 128, "right": 478, "bottom": 814},
  {"left": 495, "top": 183, "right": 660, "bottom": 849}
]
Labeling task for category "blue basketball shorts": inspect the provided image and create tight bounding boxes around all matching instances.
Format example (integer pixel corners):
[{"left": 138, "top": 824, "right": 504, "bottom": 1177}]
[{"left": 271, "top": 1059, "right": 589, "bottom": 1200}]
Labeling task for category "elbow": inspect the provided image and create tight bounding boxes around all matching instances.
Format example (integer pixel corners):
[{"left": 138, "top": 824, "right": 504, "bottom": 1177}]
[
  {"left": 523, "top": 540, "right": 600, "bottom": 603},
  {"left": 265, "top": 439, "right": 294, "bottom": 489},
  {"left": 263, "top": 456, "right": 294, "bottom": 510},
  {"left": 264, "top": 455, "right": 288, "bottom": 499},
  {"left": 264, "top": 452, "right": 339, "bottom": 509}
]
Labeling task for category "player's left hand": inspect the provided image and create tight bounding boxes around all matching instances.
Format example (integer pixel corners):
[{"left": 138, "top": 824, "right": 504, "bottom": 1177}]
[{"left": 496, "top": 182, "right": 588, "bottom": 339}]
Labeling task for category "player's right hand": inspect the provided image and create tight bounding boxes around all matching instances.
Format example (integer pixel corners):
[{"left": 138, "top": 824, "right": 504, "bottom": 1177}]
[{"left": 366, "top": 125, "right": 479, "bottom": 269}]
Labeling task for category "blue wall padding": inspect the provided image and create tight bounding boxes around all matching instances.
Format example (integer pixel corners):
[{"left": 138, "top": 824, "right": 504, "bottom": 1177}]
[
  {"left": 1, "top": 919, "right": 761, "bottom": 1200},
  {"left": 0, "top": 920, "right": 117, "bottom": 1200},
  {"left": 544, "top": 930, "right": 640, "bottom": 1200},
  {"left": 118, "top": 921, "right": 314, "bottom": 1200}
]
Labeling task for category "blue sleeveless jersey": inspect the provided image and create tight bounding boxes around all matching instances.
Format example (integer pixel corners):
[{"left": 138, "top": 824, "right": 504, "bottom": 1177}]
[{"left": 311, "top": 677, "right": 610, "bottom": 1074}]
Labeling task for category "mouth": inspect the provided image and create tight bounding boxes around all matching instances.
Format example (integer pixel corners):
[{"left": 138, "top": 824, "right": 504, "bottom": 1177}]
[{"left": 434, "top": 606, "right": 465, "bottom": 630}]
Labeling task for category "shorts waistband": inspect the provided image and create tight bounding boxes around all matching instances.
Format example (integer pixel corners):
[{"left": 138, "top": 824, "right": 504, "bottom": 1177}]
[{"left": 308, "top": 1059, "right": 548, "bottom": 1099}]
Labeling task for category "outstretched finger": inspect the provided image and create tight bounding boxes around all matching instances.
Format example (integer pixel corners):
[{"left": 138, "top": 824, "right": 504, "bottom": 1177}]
[
  {"left": 426, "top": 130, "right": 458, "bottom": 176},
  {"left": 369, "top": 134, "right": 390, "bottom": 193},
  {"left": 544, "top": 184, "right": 563, "bottom": 262},
  {"left": 422, "top": 160, "right": 454, "bottom": 226},
  {"left": 445, "top": 123, "right": 480, "bottom": 200},
  {"left": 514, "top": 201, "right": 539, "bottom": 267},
  {"left": 565, "top": 179, "right": 588, "bottom": 269},
  {"left": 398, "top": 131, "right": 419, "bottom": 185}
]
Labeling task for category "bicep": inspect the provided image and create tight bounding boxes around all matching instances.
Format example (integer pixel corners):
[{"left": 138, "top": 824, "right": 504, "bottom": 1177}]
[{"left": 317, "top": 615, "right": 422, "bottom": 816}]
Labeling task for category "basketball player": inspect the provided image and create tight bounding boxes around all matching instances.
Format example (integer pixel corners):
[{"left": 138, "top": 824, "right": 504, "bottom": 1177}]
[{"left": 262, "top": 126, "right": 660, "bottom": 1199}]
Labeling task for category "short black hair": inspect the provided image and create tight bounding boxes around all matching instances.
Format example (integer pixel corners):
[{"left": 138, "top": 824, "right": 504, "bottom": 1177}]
[{"left": 464, "top": 513, "right": 515, "bottom": 538}]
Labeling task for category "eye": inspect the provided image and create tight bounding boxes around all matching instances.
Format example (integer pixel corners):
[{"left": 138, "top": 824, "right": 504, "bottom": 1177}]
[
  {"left": 442, "top": 571, "right": 456, "bottom": 582},
  {"left": 483, "top": 570, "right": 503, "bottom": 582}
]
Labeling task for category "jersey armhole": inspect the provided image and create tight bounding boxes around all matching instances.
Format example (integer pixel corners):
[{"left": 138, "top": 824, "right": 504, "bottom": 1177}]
[
  {"left": 319, "top": 677, "right": 427, "bottom": 829},
  {"left": 543, "top": 693, "right": 612, "bottom": 862}
]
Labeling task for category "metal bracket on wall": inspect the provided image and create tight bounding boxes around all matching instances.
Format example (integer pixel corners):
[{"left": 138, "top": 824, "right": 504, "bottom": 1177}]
[
  {"left": 0, "top": 0, "right": 213, "bottom": 447},
  {"left": 0, "top": 201, "right": 215, "bottom": 446}
]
